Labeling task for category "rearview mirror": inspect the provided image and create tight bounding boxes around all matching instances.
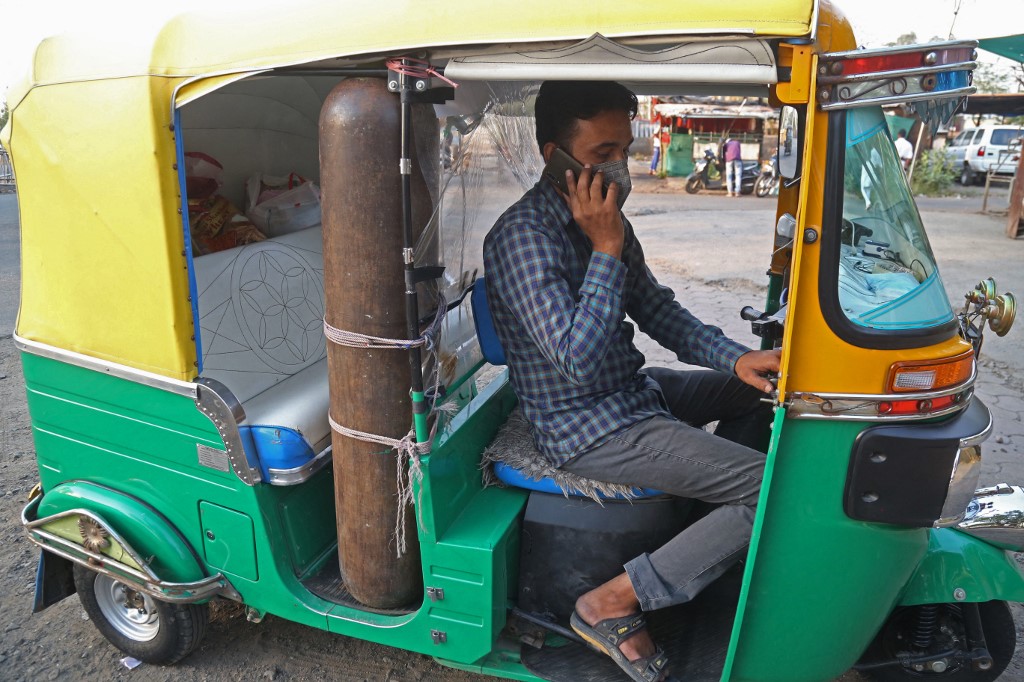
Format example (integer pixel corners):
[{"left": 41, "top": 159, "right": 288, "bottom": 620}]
[{"left": 778, "top": 105, "right": 801, "bottom": 180}]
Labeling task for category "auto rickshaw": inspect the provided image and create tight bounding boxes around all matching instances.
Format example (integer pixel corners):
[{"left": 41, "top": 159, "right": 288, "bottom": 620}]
[{"left": 4, "top": 1, "right": 1022, "bottom": 680}]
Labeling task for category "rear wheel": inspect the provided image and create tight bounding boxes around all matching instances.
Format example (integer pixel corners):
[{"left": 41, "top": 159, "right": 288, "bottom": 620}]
[
  {"left": 685, "top": 176, "right": 703, "bottom": 194},
  {"left": 754, "top": 175, "right": 773, "bottom": 197},
  {"left": 960, "top": 164, "right": 976, "bottom": 186},
  {"left": 74, "top": 564, "right": 209, "bottom": 664},
  {"left": 862, "top": 601, "right": 1016, "bottom": 681}
]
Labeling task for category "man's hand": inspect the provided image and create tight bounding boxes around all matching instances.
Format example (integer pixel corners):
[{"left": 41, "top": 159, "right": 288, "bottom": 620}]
[
  {"left": 565, "top": 166, "right": 624, "bottom": 259},
  {"left": 735, "top": 349, "right": 782, "bottom": 393}
]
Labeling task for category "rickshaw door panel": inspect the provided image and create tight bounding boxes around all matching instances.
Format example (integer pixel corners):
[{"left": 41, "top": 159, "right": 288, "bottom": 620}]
[{"left": 199, "top": 502, "right": 258, "bottom": 581}]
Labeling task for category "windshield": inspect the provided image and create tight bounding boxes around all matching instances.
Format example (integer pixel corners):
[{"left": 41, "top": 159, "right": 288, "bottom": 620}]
[{"left": 837, "top": 107, "right": 954, "bottom": 331}]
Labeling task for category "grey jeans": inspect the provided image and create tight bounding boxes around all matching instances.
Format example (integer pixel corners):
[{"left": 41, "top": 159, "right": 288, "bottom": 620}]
[{"left": 560, "top": 367, "right": 771, "bottom": 611}]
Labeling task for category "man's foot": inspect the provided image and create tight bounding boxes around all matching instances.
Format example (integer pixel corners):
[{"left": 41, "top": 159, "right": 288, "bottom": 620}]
[{"left": 573, "top": 575, "right": 663, "bottom": 673}]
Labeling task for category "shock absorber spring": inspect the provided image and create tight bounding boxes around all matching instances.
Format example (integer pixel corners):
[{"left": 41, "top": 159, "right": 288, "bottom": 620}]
[{"left": 911, "top": 604, "right": 940, "bottom": 649}]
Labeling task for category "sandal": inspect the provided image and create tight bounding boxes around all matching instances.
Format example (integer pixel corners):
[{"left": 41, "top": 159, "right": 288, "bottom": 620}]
[{"left": 570, "top": 610, "right": 672, "bottom": 682}]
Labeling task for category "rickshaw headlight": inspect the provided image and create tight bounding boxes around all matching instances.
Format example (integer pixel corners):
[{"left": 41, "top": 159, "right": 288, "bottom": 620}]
[{"left": 887, "top": 351, "right": 974, "bottom": 393}]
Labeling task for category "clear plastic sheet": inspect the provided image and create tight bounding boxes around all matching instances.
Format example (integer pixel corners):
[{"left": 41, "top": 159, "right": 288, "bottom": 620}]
[
  {"left": 423, "top": 82, "right": 545, "bottom": 386},
  {"left": 180, "top": 75, "right": 545, "bottom": 390}
]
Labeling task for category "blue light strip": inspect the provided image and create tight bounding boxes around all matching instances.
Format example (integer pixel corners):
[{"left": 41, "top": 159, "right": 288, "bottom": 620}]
[{"left": 173, "top": 108, "right": 204, "bottom": 375}]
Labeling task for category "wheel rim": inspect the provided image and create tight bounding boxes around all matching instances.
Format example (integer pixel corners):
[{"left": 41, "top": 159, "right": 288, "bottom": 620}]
[{"left": 94, "top": 574, "right": 161, "bottom": 642}]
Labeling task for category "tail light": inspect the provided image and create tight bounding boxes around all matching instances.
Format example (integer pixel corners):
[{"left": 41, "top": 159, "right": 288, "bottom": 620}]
[
  {"left": 887, "top": 350, "right": 974, "bottom": 393},
  {"left": 977, "top": 146, "right": 986, "bottom": 157}
]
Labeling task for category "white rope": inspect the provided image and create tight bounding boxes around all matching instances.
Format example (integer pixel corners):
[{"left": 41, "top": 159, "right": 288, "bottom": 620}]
[
  {"left": 322, "top": 295, "right": 448, "bottom": 557},
  {"left": 323, "top": 294, "right": 446, "bottom": 352},
  {"left": 327, "top": 414, "right": 432, "bottom": 557}
]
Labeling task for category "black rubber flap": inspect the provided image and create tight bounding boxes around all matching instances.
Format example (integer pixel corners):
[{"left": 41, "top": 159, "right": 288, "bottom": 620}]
[
  {"left": 301, "top": 559, "right": 417, "bottom": 616},
  {"left": 521, "top": 564, "right": 742, "bottom": 681},
  {"left": 844, "top": 398, "right": 991, "bottom": 527}
]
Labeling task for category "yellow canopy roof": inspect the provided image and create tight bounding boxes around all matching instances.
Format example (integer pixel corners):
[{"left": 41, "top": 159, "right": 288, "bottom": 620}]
[
  {"left": 9, "top": 0, "right": 816, "bottom": 103},
  {"left": 4, "top": 0, "right": 821, "bottom": 382}
]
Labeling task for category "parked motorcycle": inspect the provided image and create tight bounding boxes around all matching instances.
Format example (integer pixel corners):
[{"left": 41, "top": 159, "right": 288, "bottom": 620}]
[
  {"left": 755, "top": 152, "right": 779, "bottom": 197},
  {"left": 686, "top": 147, "right": 758, "bottom": 194}
]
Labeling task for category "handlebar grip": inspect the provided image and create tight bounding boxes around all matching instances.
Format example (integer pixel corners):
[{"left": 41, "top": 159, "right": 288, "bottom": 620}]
[{"left": 740, "top": 306, "right": 763, "bottom": 321}]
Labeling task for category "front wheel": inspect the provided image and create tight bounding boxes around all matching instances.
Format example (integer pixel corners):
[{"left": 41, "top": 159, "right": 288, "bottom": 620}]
[
  {"left": 862, "top": 601, "right": 1016, "bottom": 681},
  {"left": 960, "top": 164, "right": 977, "bottom": 186},
  {"left": 685, "top": 176, "right": 704, "bottom": 194},
  {"left": 74, "top": 564, "right": 209, "bottom": 665},
  {"left": 755, "top": 175, "right": 775, "bottom": 198}
]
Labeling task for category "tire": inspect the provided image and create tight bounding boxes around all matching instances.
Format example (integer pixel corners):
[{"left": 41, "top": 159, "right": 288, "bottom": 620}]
[
  {"left": 960, "top": 164, "right": 976, "bottom": 186},
  {"left": 685, "top": 176, "right": 703, "bottom": 194},
  {"left": 862, "top": 601, "right": 1016, "bottom": 682},
  {"left": 755, "top": 175, "right": 771, "bottom": 197},
  {"left": 74, "top": 564, "right": 209, "bottom": 665}
]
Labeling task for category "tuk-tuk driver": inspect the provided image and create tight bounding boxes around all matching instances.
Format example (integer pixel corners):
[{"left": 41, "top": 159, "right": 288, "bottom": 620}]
[{"left": 483, "top": 81, "right": 780, "bottom": 682}]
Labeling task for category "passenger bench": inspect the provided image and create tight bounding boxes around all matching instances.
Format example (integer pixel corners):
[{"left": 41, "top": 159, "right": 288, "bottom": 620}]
[{"left": 192, "top": 225, "right": 330, "bottom": 484}]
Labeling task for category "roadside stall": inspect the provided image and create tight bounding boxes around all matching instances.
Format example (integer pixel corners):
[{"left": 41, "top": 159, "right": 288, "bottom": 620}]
[{"left": 654, "top": 100, "right": 777, "bottom": 176}]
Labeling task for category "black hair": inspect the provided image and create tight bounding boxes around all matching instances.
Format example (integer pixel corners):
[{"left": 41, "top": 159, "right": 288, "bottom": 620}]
[
  {"left": 898, "top": 129, "right": 908, "bottom": 138},
  {"left": 535, "top": 81, "right": 638, "bottom": 154}
]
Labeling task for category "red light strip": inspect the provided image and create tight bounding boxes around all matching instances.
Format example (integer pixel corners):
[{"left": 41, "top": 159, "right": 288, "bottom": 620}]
[{"left": 835, "top": 47, "right": 976, "bottom": 76}]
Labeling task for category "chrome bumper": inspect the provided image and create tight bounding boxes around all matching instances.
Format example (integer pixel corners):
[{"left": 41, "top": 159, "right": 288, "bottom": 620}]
[
  {"left": 22, "top": 497, "right": 240, "bottom": 603},
  {"left": 957, "top": 484, "right": 1024, "bottom": 551}
]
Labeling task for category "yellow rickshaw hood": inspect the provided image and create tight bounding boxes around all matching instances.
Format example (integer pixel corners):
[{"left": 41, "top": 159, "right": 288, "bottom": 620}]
[{"left": 6, "top": 0, "right": 819, "bottom": 381}]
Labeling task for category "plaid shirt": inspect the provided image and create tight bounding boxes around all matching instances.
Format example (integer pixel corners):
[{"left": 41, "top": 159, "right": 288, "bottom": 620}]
[{"left": 483, "top": 180, "right": 751, "bottom": 466}]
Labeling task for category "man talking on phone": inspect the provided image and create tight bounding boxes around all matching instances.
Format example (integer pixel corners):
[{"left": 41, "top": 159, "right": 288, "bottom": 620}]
[{"left": 482, "top": 81, "right": 780, "bottom": 682}]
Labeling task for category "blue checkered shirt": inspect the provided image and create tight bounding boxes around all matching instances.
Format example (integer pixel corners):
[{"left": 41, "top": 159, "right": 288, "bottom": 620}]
[{"left": 483, "top": 180, "right": 751, "bottom": 466}]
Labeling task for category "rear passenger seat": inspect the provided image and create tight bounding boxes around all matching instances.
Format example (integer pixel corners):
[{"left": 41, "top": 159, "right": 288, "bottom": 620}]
[{"left": 192, "top": 226, "right": 330, "bottom": 484}]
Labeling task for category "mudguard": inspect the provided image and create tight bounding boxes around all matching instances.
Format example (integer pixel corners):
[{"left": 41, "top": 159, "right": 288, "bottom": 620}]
[
  {"left": 898, "top": 527, "right": 1024, "bottom": 606},
  {"left": 32, "top": 481, "right": 206, "bottom": 583}
]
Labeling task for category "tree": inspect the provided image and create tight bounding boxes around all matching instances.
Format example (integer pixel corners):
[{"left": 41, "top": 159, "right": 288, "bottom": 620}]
[
  {"left": 973, "top": 63, "right": 1021, "bottom": 95},
  {"left": 0, "top": 101, "right": 8, "bottom": 131},
  {"left": 886, "top": 32, "right": 918, "bottom": 47}
]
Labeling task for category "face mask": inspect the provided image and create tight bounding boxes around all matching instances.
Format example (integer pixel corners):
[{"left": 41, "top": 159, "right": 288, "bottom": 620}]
[{"left": 593, "top": 158, "right": 632, "bottom": 209}]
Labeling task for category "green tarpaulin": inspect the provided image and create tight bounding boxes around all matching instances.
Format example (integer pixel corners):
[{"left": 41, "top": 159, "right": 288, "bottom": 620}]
[
  {"left": 979, "top": 34, "right": 1024, "bottom": 64},
  {"left": 664, "top": 133, "right": 695, "bottom": 176}
]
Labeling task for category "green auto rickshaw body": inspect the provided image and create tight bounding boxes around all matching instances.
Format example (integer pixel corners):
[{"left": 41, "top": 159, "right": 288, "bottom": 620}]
[{"left": 6, "top": 0, "right": 1023, "bottom": 679}]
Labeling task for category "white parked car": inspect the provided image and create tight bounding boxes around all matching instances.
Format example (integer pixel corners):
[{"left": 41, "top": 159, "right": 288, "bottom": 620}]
[{"left": 947, "top": 125, "right": 1023, "bottom": 185}]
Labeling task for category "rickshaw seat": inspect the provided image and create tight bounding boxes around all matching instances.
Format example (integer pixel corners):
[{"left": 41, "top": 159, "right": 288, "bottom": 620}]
[
  {"left": 471, "top": 277, "right": 662, "bottom": 500},
  {"left": 192, "top": 226, "right": 330, "bottom": 484}
]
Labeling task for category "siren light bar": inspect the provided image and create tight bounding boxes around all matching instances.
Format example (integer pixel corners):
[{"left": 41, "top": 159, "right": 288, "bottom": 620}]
[{"left": 816, "top": 40, "right": 977, "bottom": 120}]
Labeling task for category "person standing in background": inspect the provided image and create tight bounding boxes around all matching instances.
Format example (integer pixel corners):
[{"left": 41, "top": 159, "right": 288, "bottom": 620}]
[
  {"left": 649, "top": 128, "right": 662, "bottom": 175},
  {"left": 894, "top": 129, "right": 914, "bottom": 173},
  {"left": 723, "top": 136, "right": 742, "bottom": 197}
]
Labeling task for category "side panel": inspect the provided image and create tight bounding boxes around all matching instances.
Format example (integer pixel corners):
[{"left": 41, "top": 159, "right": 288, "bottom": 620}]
[
  {"left": 24, "top": 350, "right": 530, "bottom": 663},
  {"left": 22, "top": 351, "right": 340, "bottom": 628},
  {"left": 727, "top": 418, "right": 929, "bottom": 682}
]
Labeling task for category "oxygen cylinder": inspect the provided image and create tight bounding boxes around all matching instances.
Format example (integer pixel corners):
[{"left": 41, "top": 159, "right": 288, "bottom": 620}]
[{"left": 319, "top": 77, "right": 432, "bottom": 608}]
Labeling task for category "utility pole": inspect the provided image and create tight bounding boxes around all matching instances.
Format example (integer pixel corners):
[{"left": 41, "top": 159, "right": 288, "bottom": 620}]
[{"left": 1007, "top": 143, "right": 1024, "bottom": 238}]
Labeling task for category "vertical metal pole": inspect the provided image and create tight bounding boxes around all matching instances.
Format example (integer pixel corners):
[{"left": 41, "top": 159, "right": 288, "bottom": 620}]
[{"left": 398, "top": 64, "right": 429, "bottom": 442}]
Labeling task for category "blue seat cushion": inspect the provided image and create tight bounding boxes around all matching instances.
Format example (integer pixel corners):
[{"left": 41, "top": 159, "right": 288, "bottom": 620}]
[
  {"left": 471, "top": 277, "right": 507, "bottom": 366},
  {"left": 240, "top": 425, "right": 315, "bottom": 480},
  {"left": 493, "top": 461, "right": 664, "bottom": 500}
]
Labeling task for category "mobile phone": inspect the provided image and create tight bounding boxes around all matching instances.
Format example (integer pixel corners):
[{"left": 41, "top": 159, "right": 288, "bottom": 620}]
[{"left": 542, "top": 148, "right": 585, "bottom": 195}]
